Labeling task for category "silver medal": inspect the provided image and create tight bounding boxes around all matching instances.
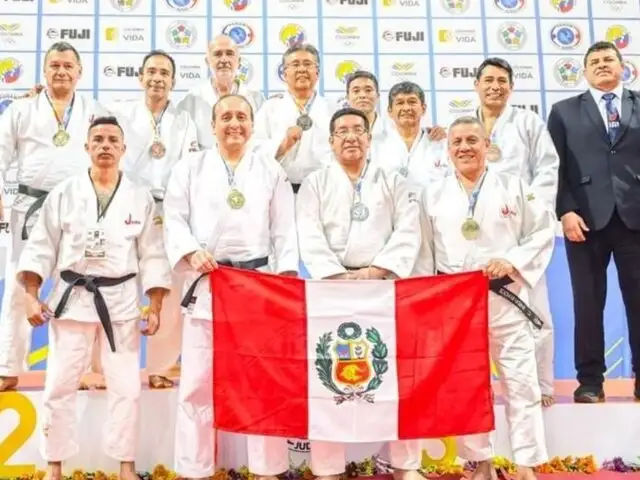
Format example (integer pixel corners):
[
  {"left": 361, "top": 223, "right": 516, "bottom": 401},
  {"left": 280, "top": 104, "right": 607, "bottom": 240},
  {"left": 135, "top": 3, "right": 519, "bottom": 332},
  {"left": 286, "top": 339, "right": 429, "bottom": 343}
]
[
  {"left": 350, "top": 202, "right": 370, "bottom": 222},
  {"left": 398, "top": 166, "right": 409, "bottom": 177},
  {"left": 296, "top": 114, "right": 313, "bottom": 131}
]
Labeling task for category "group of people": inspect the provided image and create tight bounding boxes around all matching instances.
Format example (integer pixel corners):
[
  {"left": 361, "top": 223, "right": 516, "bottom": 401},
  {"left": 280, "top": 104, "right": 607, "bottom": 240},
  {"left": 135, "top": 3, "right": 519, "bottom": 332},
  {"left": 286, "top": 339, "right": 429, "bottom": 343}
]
[{"left": 0, "top": 31, "right": 638, "bottom": 480}]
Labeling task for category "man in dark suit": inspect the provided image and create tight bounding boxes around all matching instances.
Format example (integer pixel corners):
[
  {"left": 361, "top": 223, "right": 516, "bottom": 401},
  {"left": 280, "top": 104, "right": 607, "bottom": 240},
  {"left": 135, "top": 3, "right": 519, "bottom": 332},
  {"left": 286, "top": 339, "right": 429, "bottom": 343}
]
[{"left": 548, "top": 41, "right": 640, "bottom": 403}]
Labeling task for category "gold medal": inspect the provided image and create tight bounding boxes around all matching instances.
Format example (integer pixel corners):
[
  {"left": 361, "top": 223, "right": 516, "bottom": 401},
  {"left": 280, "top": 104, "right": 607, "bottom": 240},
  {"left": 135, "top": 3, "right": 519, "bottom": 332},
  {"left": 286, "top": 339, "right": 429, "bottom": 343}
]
[
  {"left": 149, "top": 141, "right": 166, "bottom": 159},
  {"left": 461, "top": 218, "right": 480, "bottom": 240},
  {"left": 52, "top": 129, "right": 70, "bottom": 147},
  {"left": 227, "top": 189, "right": 246, "bottom": 209},
  {"left": 486, "top": 144, "right": 502, "bottom": 162}
]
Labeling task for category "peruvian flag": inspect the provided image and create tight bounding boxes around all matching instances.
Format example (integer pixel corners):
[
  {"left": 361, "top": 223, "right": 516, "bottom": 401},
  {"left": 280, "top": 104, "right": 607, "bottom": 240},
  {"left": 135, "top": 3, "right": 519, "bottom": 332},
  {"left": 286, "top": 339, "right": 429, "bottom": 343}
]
[{"left": 211, "top": 268, "right": 494, "bottom": 442}]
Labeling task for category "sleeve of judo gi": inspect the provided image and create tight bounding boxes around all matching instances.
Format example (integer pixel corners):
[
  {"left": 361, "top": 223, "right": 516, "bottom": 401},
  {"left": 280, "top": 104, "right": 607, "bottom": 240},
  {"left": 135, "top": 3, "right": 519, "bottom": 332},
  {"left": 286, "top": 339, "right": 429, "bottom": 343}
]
[
  {"left": 503, "top": 179, "right": 556, "bottom": 290},
  {"left": 16, "top": 188, "right": 63, "bottom": 283},
  {"left": 295, "top": 176, "right": 348, "bottom": 280},
  {"left": 0, "top": 102, "right": 18, "bottom": 193},
  {"left": 371, "top": 173, "right": 421, "bottom": 279},
  {"left": 269, "top": 165, "right": 300, "bottom": 274},
  {"left": 527, "top": 114, "right": 560, "bottom": 214},
  {"left": 412, "top": 188, "right": 436, "bottom": 276},
  {"left": 163, "top": 157, "right": 202, "bottom": 273},
  {"left": 547, "top": 105, "right": 578, "bottom": 219},
  {"left": 137, "top": 192, "right": 173, "bottom": 294}
]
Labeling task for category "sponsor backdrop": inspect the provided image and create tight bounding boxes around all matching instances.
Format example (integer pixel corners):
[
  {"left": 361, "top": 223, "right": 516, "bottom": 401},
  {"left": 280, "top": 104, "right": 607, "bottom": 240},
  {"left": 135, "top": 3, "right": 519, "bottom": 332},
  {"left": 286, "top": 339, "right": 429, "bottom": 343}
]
[{"left": 0, "top": 0, "right": 637, "bottom": 379}]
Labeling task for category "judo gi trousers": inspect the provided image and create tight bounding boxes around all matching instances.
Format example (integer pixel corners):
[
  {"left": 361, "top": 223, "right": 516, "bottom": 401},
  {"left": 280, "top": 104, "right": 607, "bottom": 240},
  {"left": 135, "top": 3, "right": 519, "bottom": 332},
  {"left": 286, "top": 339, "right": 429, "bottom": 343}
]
[
  {"left": 457, "top": 301, "right": 548, "bottom": 467},
  {"left": 531, "top": 276, "right": 554, "bottom": 396},
  {"left": 176, "top": 316, "right": 289, "bottom": 478},
  {"left": 310, "top": 441, "right": 422, "bottom": 476},
  {"left": 41, "top": 318, "right": 141, "bottom": 462},
  {"left": 0, "top": 251, "right": 33, "bottom": 376}
]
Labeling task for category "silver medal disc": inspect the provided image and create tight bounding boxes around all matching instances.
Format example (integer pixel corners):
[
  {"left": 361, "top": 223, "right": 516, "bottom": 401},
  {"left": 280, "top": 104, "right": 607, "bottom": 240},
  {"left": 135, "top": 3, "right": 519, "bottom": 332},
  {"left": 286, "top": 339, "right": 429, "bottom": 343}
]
[
  {"left": 350, "top": 202, "right": 370, "bottom": 222},
  {"left": 398, "top": 166, "right": 409, "bottom": 177},
  {"left": 296, "top": 114, "right": 313, "bottom": 131}
]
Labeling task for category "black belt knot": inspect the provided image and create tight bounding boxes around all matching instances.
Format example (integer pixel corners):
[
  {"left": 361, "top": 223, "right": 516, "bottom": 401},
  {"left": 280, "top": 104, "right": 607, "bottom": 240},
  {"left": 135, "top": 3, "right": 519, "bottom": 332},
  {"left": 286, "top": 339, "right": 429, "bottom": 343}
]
[
  {"left": 54, "top": 270, "right": 137, "bottom": 352},
  {"left": 180, "top": 256, "right": 269, "bottom": 309},
  {"left": 18, "top": 184, "right": 49, "bottom": 241},
  {"left": 292, "top": 183, "right": 301, "bottom": 194}
]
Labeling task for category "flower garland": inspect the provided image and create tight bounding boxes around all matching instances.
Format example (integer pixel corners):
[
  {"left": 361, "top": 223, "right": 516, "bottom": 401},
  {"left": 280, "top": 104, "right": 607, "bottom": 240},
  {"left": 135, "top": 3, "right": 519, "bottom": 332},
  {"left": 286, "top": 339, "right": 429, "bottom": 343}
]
[{"left": 12, "top": 455, "right": 640, "bottom": 480}]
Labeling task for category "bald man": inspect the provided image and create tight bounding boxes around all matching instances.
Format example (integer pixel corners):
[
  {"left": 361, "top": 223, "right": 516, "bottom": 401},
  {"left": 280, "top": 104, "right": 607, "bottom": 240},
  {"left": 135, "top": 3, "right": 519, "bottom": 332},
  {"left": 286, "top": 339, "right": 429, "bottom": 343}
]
[{"left": 177, "top": 35, "right": 265, "bottom": 150}]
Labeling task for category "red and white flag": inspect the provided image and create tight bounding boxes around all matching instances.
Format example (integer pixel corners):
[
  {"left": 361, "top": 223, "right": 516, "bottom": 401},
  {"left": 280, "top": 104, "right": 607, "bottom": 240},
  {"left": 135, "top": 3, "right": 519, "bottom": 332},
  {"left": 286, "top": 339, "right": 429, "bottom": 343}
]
[{"left": 211, "top": 269, "right": 494, "bottom": 442}]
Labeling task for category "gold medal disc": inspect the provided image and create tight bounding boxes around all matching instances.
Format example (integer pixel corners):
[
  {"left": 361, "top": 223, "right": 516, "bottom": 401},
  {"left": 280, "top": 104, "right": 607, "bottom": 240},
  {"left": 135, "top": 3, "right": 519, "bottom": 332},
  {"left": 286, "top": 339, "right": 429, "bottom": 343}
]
[
  {"left": 52, "top": 129, "right": 70, "bottom": 147},
  {"left": 461, "top": 218, "right": 480, "bottom": 240},
  {"left": 227, "top": 189, "right": 246, "bottom": 209}
]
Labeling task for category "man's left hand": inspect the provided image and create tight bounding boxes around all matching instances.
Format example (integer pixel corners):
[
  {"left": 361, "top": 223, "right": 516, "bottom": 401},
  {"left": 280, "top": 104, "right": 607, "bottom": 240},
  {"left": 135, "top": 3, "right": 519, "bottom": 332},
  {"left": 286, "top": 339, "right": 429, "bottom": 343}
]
[
  {"left": 428, "top": 125, "right": 447, "bottom": 141},
  {"left": 483, "top": 259, "right": 515, "bottom": 279}
]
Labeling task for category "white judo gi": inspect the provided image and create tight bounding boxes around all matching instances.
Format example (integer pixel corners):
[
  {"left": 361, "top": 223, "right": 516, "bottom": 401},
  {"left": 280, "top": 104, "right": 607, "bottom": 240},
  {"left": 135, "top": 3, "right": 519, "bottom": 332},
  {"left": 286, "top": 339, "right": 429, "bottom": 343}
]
[
  {"left": 106, "top": 98, "right": 199, "bottom": 378},
  {"left": 253, "top": 91, "right": 336, "bottom": 188},
  {"left": 177, "top": 80, "right": 265, "bottom": 150},
  {"left": 163, "top": 148, "right": 299, "bottom": 478},
  {"left": 416, "top": 168, "right": 554, "bottom": 466},
  {"left": 296, "top": 162, "right": 422, "bottom": 475},
  {"left": 376, "top": 126, "right": 449, "bottom": 195},
  {"left": 0, "top": 92, "right": 107, "bottom": 377},
  {"left": 16, "top": 172, "right": 171, "bottom": 461},
  {"left": 475, "top": 105, "right": 559, "bottom": 396}
]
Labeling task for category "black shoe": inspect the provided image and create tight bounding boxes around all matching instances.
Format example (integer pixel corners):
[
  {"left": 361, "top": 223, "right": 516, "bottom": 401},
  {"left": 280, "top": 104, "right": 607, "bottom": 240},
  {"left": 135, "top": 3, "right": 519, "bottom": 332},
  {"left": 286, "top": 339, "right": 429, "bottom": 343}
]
[
  {"left": 634, "top": 379, "right": 639, "bottom": 401},
  {"left": 573, "top": 385, "right": 605, "bottom": 403}
]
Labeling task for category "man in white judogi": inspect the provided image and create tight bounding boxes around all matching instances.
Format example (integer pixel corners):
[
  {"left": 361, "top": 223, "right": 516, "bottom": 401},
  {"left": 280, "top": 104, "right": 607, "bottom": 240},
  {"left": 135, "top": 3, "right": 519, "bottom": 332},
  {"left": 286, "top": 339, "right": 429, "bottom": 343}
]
[
  {"left": 472, "top": 57, "right": 559, "bottom": 406},
  {"left": 296, "top": 107, "right": 422, "bottom": 480},
  {"left": 377, "top": 82, "right": 449, "bottom": 194},
  {"left": 105, "top": 49, "right": 199, "bottom": 390},
  {"left": 253, "top": 43, "right": 336, "bottom": 193},
  {"left": 177, "top": 34, "right": 265, "bottom": 150},
  {"left": 416, "top": 116, "right": 553, "bottom": 480},
  {"left": 16, "top": 116, "right": 171, "bottom": 480},
  {"left": 0, "top": 42, "right": 108, "bottom": 391},
  {"left": 163, "top": 94, "right": 299, "bottom": 480},
  {"left": 343, "top": 73, "right": 446, "bottom": 163}
]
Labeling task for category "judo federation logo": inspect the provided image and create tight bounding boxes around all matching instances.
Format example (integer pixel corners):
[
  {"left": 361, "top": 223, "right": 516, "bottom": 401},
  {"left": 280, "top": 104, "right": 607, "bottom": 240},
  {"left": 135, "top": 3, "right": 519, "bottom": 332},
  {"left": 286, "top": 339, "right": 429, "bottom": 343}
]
[{"left": 315, "top": 322, "right": 388, "bottom": 405}]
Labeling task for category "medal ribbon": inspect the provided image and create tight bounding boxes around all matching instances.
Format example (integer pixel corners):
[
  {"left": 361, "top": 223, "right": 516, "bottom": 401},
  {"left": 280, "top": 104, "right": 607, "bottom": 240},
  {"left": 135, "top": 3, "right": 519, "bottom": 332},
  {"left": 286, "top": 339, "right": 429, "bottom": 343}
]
[
  {"left": 45, "top": 91, "right": 75, "bottom": 132},
  {"left": 219, "top": 150, "right": 239, "bottom": 189},
  {"left": 401, "top": 128, "right": 426, "bottom": 173},
  {"left": 464, "top": 170, "right": 488, "bottom": 219},
  {"left": 353, "top": 158, "right": 371, "bottom": 205},
  {"left": 149, "top": 102, "right": 170, "bottom": 141},
  {"left": 294, "top": 91, "right": 317, "bottom": 116},
  {"left": 89, "top": 170, "right": 123, "bottom": 222}
]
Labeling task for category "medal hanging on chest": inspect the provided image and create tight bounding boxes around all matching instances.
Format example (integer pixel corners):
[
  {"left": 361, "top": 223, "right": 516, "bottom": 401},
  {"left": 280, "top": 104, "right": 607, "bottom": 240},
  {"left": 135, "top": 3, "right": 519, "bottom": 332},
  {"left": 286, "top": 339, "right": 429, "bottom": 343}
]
[
  {"left": 46, "top": 92, "right": 74, "bottom": 148},
  {"left": 486, "top": 143, "right": 502, "bottom": 162},
  {"left": 221, "top": 152, "right": 246, "bottom": 210},
  {"left": 459, "top": 170, "right": 487, "bottom": 241},
  {"left": 148, "top": 104, "right": 169, "bottom": 159},
  {"left": 295, "top": 92, "right": 316, "bottom": 132},
  {"left": 350, "top": 160, "right": 371, "bottom": 222}
]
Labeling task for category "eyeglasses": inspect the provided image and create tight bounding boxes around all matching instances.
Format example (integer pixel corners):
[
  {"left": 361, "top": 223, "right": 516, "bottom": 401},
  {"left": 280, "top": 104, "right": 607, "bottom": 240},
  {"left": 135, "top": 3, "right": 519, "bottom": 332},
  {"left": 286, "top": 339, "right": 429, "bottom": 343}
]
[
  {"left": 332, "top": 128, "right": 368, "bottom": 139},
  {"left": 285, "top": 61, "right": 317, "bottom": 70}
]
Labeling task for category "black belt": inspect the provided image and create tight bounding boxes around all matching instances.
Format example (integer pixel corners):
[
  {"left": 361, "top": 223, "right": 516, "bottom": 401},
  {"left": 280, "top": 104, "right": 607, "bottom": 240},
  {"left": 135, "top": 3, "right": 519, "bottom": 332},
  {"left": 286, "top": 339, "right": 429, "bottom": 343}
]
[
  {"left": 18, "top": 184, "right": 49, "bottom": 241},
  {"left": 180, "top": 256, "right": 269, "bottom": 308},
  {"left": 292, "top": 183, "right": 301, "bottom": 194},
  {"left": 54, "top": 270, "right": 137, "bottom": 352},
  {"left": 153, "top": 196, "right": 163, "bottom": 203},
  {"left": 436, "top": 270, "right": 543, "bottom": 329}
]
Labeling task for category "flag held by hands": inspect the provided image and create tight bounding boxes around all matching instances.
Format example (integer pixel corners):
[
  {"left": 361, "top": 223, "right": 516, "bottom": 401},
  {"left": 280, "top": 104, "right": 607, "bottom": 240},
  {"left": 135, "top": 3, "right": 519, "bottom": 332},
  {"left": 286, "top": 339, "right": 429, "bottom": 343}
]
[{"left": 211, "top": 269, "right": 494, "bottom": 442}]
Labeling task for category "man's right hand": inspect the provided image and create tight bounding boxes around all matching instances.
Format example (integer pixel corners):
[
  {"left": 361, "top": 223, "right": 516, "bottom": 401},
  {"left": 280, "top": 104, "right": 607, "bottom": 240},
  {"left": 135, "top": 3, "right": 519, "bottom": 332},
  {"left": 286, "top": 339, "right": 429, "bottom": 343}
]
[
  {"left": 561, "top": 211, "right": 589, "bottom": 243},
  {"left": 25, "top": 294, "right": 52, "bottom": 327},
  {"left": 185, "top": 250, "right": 218, "bottom": 273},
  {"left": 276, "top": 126, "right": 303, "bottom": 159}
]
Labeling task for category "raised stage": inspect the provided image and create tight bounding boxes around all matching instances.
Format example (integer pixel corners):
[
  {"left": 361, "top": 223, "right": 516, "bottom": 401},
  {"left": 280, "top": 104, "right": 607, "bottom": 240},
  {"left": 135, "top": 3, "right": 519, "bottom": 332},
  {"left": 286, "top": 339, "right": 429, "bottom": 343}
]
[{"left": 0, "top": 374, "right": 637, "bottom": 477}]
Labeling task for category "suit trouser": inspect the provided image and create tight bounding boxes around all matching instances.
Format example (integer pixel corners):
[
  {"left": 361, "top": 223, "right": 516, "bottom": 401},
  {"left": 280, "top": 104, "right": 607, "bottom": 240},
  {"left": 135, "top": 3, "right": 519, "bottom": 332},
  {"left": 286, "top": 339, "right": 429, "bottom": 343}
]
[
  {"left": 41, "top": 318, "right": 141, "bottom": 462},
  {"left": 88, "top": 273, "right": 184, "bottom": 376},
  {"left": 531, "top": 276, "right": 554, "bottom": 396},
  {"left": 0, "top": 253, "right": 32, "bottom": 376},
  {"left": 175, "top": 315, "right": 289, "bottom": 478},
  {"left": 457, "top": 303, "right": 548, "bottom": 467},
  {"left": 565, "top": 210, "right": 640, "bottom": 387},
  {"left": 310, "top": 440, "right": 421, "bottom": 476}
]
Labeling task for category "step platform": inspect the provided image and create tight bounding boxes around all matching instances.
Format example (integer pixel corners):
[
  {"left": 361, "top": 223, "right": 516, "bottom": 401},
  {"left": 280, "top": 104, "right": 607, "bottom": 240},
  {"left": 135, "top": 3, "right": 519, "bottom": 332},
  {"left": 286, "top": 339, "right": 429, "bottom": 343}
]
[{"left": 0, "top": 375, "right": 636, "bottom": 476}]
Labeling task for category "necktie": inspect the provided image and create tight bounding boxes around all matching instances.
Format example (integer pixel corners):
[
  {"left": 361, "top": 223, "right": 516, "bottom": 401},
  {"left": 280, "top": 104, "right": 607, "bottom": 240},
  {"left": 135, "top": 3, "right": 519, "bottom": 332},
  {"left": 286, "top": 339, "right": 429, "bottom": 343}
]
[{"left": 603, "top": 92, "right": 620, "bottom": 143}]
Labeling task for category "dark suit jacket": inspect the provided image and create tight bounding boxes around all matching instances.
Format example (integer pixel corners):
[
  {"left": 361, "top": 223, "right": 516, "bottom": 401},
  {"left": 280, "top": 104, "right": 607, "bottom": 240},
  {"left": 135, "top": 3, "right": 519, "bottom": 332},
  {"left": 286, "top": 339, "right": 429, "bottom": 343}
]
[{"left": 548, "top": 88, "right": 640, "bottom": 231}]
